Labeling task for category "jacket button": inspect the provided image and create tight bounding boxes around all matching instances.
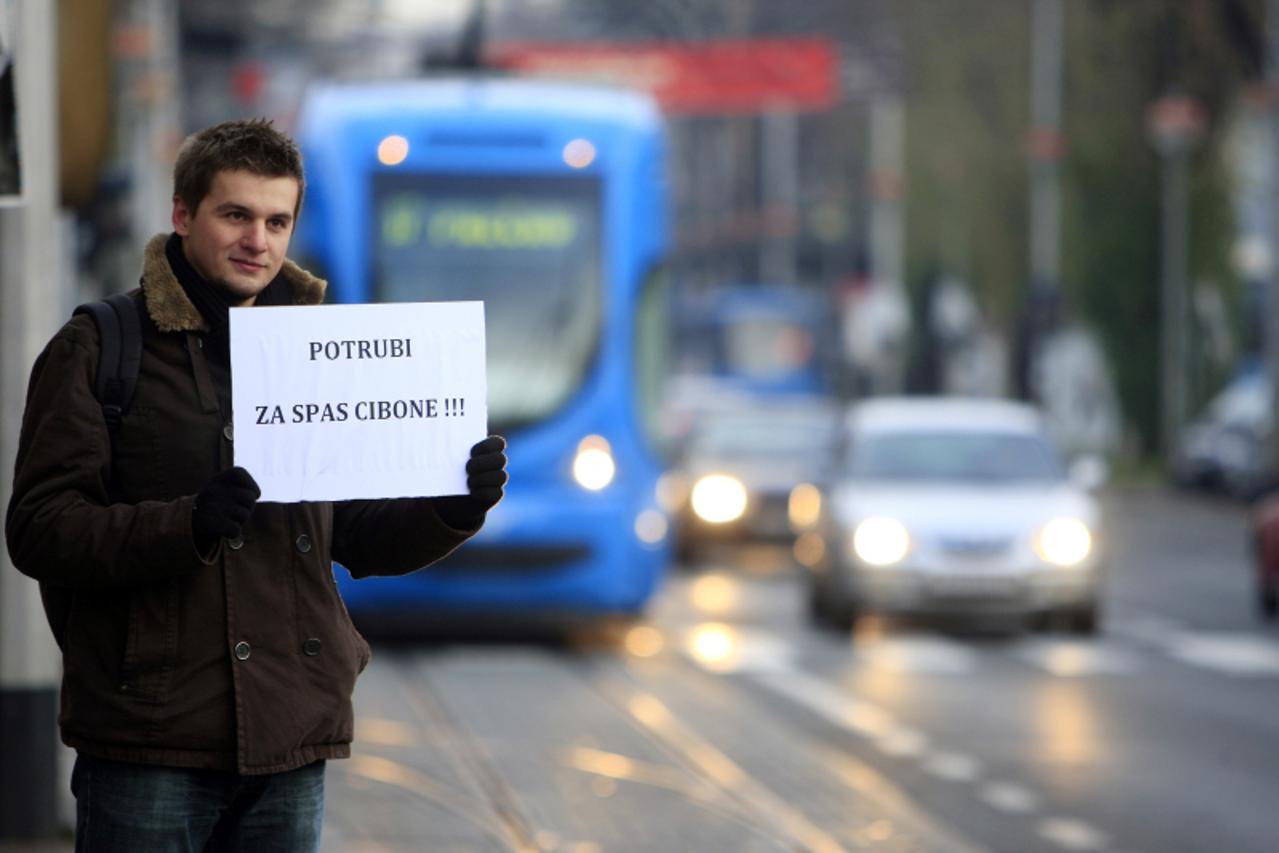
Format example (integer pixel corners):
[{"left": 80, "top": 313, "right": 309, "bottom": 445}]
[
  {"left": 222, "top": 423, "right": 234, "bottom": 441},
  {"left": 295, "top": 534, "right": 312, "bottom": 553},
  {"left": 234, "top": 641, "right": 251, "bottom": 661},
  {"left": 303, "top": 638, "right": 322, "bottom": 656},
  {"left": 227, "top": 535, "right": 244, "bottom": 550}
]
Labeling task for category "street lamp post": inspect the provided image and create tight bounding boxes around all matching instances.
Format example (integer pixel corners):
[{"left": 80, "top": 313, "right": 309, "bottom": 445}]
[
  {"left": 1147, "top": 93, "right": 1205, "bottom": 466},
  {"left": 1020, "top": 0, "right": 1065, "bottom": 406}
]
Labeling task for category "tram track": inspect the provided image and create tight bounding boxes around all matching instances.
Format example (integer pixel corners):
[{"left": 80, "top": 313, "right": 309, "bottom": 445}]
[
  {"left": 341, "top": 645, "right": 827, "bottom": 851},
  {"left": 330, "top": 642, "right": 983, "bottom": 852},
  {"left": 391, "top": 653, "right": 544, "bottom": 851},
  {"left": 331, "top": 650, "right": 542, "bottom": 852},
  {"left": 583, "top": 664, "right": 849, "bottom": 852},
  {"left": 583, "top": 653, "right": 988, "bottom": 853}
]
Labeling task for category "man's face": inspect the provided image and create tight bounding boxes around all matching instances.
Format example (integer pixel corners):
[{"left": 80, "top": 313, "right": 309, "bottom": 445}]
[{"left": 172, "top": 169, "right": 300, "bottom": 306}]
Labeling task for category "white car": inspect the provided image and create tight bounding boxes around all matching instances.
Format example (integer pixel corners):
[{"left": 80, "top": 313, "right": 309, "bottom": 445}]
[{"left": 807, "top": 396, "right": 1105, "bottom": 633}]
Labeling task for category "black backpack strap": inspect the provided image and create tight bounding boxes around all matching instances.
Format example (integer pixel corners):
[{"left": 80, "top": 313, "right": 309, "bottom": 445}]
[
  {"left": 73, "top": 292, "right": 143, "bottom": 434},
  {"left": 106, "top": 292, "right": 143, "bottom": 420}
]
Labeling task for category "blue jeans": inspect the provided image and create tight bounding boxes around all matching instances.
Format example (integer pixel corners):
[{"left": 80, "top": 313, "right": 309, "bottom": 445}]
[{"left": 71, "top": 754, "right": 325, "bottom": 853}]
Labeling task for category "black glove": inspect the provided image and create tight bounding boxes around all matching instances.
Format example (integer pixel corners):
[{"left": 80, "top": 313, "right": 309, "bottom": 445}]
[
  {"left": 192, "top": 466, "right": 261, "bottom": 554},
  {"left": 434, "top": 435, "right": 508, "bottom": 529}
]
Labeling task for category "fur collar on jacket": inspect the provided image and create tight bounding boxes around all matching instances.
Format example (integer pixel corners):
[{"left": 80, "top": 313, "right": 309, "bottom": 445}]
[{"left": 140, "top": 233, "right": 327, "bottom": 333}]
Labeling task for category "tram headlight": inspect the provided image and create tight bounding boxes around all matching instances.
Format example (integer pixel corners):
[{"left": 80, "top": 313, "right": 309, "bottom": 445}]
[
  {"left": 563, "top": 138, "right": 596, "bottom": 168},
  {"left": 377, "top": 134, "right": 410, "bottom": 166},
  {"left": 690, "top": 474, "right": 747, "bottom": 524},
  {"left": 1034, "top": 517, "right": 1092, "bottom": 567},
  {"left": 573, "top": 435, "right": 615, "bottom": 491},
  {"left": 851, "top": 516, "right": 911, "bottom": 567}
]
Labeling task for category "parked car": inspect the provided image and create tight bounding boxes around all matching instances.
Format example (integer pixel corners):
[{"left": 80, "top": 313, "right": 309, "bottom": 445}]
[
  {"left": 1250, "top": 492, "right": 1279, "bottom": 619},
  {"left": 807, "top": 396, "right": 1105, "bottom": 633},
  {"left": 668, "top": 396, "right": 841, "bottom": 561},
  {"left": 1173, "top": 370, "right": 1272, "bottom": 500}
]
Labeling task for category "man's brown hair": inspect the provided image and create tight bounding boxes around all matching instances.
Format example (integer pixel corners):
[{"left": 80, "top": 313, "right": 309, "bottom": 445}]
[{"left": 172, "top": 118, "right": 305, "bottom": 218}]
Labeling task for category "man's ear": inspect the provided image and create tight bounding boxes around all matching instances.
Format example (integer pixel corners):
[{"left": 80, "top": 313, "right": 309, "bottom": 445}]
[{"left": 172, "top": 196, "right": 192, "bottom": 236}]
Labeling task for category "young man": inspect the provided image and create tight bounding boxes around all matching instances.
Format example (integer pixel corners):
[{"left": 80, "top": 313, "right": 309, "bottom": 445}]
[{"left": 5, "top": 119, "right": 506, "bottom": 851}]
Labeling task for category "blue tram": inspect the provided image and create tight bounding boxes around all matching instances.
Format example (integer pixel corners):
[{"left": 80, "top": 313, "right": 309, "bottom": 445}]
[{"left": 293, "top": 78, "right": 673, "bottom": 625}]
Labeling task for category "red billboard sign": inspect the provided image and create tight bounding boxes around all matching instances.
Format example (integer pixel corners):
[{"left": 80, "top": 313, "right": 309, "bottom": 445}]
[{"left": 487, "top": 38, "right": 838, "bottom": 114}]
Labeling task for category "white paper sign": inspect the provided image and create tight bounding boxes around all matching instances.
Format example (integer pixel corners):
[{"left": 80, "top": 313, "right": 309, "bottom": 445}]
[{"left": 230, "top": 301, "right": 486, "bottom": 502}]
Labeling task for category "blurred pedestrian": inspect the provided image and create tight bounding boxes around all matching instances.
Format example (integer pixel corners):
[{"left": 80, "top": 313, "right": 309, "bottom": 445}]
[{"left": 5, "top": 118, "right": 507, "bottom": 852}]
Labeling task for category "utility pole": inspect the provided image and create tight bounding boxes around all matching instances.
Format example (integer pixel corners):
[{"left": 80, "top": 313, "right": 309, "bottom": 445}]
[
  {"left": 0, "top": 0, "right": 64, "bottom": 839},
  {"left": 1028, "top": 0, "right": 1063, "bottom": 302},
  {"left": 1024, "top": 0, "right": 1064, "bottom": 402},
  {"left": 1265, "top": 0, "right": 1279, "bottom": 481},
  {"left": 1147, "top": 92, "right": 1204, "bottom": 464},
  {"left": 868, "top": 94, "right": 905, "bottom": 301},
  {"left": 759, "top": 107, "right": 799, "bottom": 284},
  {"left": 866, "top": 92, "right": 906, "bottom": 395}
]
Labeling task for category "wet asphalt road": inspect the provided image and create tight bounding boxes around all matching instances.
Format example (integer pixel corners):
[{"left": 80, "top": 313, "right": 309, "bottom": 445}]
[{"left": 320, "top": 485, "right": 1279, "bottom": 853}]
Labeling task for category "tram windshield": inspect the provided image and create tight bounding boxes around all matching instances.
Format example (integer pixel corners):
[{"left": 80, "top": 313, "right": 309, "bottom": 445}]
[{"left": 372, "top": 173, "right": 603, "bottom": 430}]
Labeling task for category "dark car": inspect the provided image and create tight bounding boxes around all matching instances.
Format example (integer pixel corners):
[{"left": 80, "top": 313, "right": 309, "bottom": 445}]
[
  {"left": 668, "top": 397, "right": 841, "bottom": 561},
  {"left": 1173, "top": 371, "right": 1272, "bottom": 500}
]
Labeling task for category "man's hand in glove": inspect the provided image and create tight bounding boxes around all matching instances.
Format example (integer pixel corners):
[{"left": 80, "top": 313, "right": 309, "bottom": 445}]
[
  {"left": 192, "top": 466, "right": 261, "bottom": 555},
  {"left": 433, "top": 435, "right": 508, "bottom": 529}
]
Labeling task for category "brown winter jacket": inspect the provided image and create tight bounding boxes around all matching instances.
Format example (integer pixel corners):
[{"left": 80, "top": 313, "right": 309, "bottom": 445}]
[{"left": 5, "top": 233, "right": 476, "bottom": 774}]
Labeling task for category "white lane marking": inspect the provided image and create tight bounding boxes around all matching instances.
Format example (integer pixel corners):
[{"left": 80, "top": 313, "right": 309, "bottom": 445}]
[
  {"left": 980, "top": 781, "right": 1039, "bottom": 813},
  {"left": 1165, "top": 633, "right": 1279, "bottom": 676},
  {"left": 1014, "top": 640, "right": 1139, "bottom": 676},
  {"left": 875, "top": 728, "right": 930, "bottom": 758},
  {"left": 1037, "top": 817, "right": 1110, "bottom": 850},
  {"left": 855, "top": 636, "right": 979, "bottom": 674},
  {"left": 921, "top": 752, "right": 982, "bottom": 781},
  {"left": 1108, "top": 615, "right": 1183, "bottom": 645},
  {"left": 752, "top": 669, "right": 899, "bottom": 738},
  {"left": 752, "top": 669, "right": 1126, "bottom": 852},
  {"left": 1108, "top": 613, "right": 1279, "bottom": 678}
]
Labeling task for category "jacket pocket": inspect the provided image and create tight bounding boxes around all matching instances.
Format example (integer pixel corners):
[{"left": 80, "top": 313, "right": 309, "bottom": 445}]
[
  {"left": 324, "top": 565, "right": 370, "bottom": 675},
  {"left": 110, "top": 406, "right": 170, "bottom": 502},
  {"left": 120, "top": 581, "right": 180, "bottom": 704}
]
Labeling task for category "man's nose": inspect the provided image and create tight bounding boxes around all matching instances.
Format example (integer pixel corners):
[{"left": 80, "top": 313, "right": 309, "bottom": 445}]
[{"left": 241, "top": 221, "right": 268, "bottom": 251}]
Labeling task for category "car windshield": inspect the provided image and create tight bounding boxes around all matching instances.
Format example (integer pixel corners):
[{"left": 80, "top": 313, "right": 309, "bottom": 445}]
[
  {"left": 1205, "top": 376, "right": 1272, "bottom": 429},
  {"left": 691, "top": 409, "right": 837, "bottom": 458},
  {"left": 847, "top": 430, "right": 1065, "bottom": 483}
]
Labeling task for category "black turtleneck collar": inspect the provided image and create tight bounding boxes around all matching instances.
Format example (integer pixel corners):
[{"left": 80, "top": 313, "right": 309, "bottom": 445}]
[
  {"left": 164, "top": 232, "right": 290, "bottom": 360},
  {"left": 165, "top": 232, "right": 236, "bottom": 334}
]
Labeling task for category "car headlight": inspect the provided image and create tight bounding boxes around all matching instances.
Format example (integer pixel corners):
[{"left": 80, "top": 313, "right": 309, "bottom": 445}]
[
  {"left": 852, "top": 516, "right": 910, "bottom": 566},
  {"left": 1035, "top": 517, "right": 1092, "bottom": 567},
  {"left": 690, "top": 474, "right": 748, "bottom": 524},
  {"left": 573, "top": 435, "right": 615, "bottom": 491}
]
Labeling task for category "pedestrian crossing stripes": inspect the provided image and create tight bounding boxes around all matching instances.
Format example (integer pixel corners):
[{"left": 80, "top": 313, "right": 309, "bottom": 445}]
[
  {"left": 673, "top": 619, "right": 1279, "bottom": 680},
  {"left": 1164, "top": 633, "right": 1279, "bottom": 676},
  {"left": 1011, "top": 640, "right": 1140, "bottom": 676}
]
